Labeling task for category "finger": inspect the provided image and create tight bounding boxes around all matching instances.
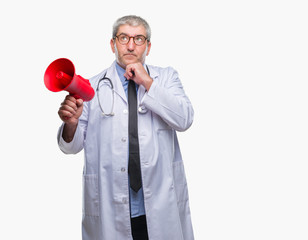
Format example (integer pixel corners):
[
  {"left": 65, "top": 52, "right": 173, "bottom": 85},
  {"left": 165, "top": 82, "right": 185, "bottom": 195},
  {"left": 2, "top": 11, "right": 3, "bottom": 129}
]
[
  {"left": 124, "top": 71, "right": 134, "bottom": 80},
  {"left": 124, "top": 72, "right": 130, "bottom": 80},
  {"left": 125, "top": 65, "right": 135, "bottom": 76},
  {"left": 59, "top": 104, "right": 77, "bottom": 116},
  {"left": 64, "top": 95, "right": 77, "bottom": 103},
  {"left": 58, "top": 109, "right": 74, "bottom": 120},
  {"left": 128, "top": 71, "right": 134, "bottom": 79},
  {"left": 61, "top": 99, "right": 78, "bottom": 111}
]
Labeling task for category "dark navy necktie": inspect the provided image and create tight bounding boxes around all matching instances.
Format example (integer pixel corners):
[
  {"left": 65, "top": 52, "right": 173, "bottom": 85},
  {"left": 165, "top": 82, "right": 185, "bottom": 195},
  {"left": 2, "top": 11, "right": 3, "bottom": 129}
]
[{"left": 127, "top": 80, "right": 142, "bottom": 192}]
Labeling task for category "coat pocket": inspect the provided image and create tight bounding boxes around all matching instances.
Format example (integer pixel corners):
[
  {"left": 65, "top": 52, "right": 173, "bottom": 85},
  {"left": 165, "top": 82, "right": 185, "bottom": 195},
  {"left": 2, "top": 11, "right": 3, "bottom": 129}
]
[
  {"left": 83, "top": 174, "right": 99, "bottom": 217},
  {"left": 173, "top": 161, "right": 189, "bottom": 203}
]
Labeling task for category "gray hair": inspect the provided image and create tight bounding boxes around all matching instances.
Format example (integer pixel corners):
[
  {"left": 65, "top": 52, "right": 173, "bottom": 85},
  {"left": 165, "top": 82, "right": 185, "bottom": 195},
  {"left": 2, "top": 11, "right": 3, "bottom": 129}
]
[{"left": 112, "top": 15, "right": 151, "bottom": 42}]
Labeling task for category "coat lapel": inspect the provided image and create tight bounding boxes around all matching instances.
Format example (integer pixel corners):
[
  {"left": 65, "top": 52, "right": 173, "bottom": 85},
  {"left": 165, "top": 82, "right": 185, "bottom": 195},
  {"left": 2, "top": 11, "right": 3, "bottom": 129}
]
[{"left": 106, "top": 61, "right": 128, "bottom": 104}]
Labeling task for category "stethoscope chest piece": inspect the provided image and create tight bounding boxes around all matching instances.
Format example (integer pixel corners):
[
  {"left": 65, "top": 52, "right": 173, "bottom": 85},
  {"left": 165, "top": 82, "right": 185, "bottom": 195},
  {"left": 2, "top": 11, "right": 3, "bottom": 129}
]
[{"left": 138, "top": 105, "right": 148, "bottom": 114}]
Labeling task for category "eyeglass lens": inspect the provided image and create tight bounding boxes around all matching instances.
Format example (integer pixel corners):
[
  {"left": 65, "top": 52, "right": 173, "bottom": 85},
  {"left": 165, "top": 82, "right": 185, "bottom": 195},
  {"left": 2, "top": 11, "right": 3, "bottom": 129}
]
[{"left": 117, "top": 34, "right": 147, "bottom": 45}]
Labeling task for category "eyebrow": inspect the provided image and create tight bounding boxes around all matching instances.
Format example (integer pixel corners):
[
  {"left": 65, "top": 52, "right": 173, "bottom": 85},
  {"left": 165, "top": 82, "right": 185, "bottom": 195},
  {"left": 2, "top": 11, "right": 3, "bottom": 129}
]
[{"left": 118, "top": 33, "right": 145, "bottom": 37}]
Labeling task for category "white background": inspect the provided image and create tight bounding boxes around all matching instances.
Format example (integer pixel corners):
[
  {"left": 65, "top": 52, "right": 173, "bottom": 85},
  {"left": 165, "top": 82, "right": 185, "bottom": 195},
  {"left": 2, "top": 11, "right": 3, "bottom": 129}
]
[{"left": 1, "top": 0, "right": 307, "bottom": 239}]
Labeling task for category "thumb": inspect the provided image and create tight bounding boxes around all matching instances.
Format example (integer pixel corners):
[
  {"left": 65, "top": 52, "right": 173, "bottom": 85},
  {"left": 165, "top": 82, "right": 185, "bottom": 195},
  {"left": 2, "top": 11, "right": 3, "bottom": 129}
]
[{"left": 76, "top": 99, "right": 84, "bottom": 107}]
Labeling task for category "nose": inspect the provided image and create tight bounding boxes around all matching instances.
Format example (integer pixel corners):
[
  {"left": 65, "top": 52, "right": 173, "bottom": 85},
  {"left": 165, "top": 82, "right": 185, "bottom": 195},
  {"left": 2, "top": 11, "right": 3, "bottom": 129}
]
[{"left": 127, "top": 37, "right": 136, "bottom": 51}]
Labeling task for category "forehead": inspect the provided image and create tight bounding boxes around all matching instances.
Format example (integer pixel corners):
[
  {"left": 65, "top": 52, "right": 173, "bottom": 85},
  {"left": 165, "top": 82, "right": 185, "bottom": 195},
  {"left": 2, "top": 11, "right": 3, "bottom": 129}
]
[{"left": 117, "top": 24, "right": 146, "bottom": 36}]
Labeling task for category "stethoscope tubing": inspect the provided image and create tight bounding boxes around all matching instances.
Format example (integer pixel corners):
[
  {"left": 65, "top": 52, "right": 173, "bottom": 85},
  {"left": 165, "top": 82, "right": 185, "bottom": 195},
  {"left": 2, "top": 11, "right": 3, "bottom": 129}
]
[{"left": 96, "top": 65, "right": 150, "bottom": 117}]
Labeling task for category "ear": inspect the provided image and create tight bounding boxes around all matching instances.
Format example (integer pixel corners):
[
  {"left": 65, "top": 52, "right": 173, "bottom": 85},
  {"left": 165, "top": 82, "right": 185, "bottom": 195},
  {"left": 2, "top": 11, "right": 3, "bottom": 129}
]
[
  {"left": 146, "top": 42, "right": 151, "bottom": 56},
  {"left": 110, "top": 39, "right": 115, "bottom": 53}
]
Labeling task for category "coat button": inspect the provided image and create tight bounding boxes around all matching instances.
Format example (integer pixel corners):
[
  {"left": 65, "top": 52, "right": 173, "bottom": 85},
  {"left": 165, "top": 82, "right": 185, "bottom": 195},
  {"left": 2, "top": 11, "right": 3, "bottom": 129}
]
[
  {"left": 121, "top": 137, "right": 126, "bottom": 142},
  {"left": 121, "top": 167, "right": 126, "bottom": 172},
  {"left": 123, "top": 109, "right": 128, "bottom": 114}
]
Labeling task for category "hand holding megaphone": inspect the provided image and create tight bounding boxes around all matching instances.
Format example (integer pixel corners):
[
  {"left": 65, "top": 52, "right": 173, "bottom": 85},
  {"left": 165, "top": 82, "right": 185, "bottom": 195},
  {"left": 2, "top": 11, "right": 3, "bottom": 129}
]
[
  {"left": 58, "top": 95, "right": 84, "bottom": 126},
  {"left": 44, "top": 58, "right": 95, "bottom": 101},
  {"left": 44, "top": 58, "right": 94, "bottom": 127}
]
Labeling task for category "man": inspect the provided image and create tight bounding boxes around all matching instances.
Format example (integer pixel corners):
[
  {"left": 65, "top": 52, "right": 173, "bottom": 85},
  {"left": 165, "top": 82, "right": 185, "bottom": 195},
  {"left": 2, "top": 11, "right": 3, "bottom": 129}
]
[{"left": 57, "top": 15, "right": 194, "bottom": 240}]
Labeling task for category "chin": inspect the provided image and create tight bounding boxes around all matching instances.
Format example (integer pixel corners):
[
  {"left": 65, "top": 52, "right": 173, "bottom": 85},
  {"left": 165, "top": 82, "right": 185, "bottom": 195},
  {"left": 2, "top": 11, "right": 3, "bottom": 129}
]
[
  {"left": 124, "top": 59, "right": 138, "bottom": 66},
  {"left": 118, "top": 57, "right": 140, "bottom": 68}
]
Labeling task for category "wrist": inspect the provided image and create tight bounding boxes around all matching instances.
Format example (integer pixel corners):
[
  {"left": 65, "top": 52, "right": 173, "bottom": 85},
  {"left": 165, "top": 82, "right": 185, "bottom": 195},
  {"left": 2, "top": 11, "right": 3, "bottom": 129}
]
[
  {"left": 62, "top": 122, "right": 78, "bottom": 143},
  {"left": 143, "top": 76, "right": 153, "bottom": 91}
]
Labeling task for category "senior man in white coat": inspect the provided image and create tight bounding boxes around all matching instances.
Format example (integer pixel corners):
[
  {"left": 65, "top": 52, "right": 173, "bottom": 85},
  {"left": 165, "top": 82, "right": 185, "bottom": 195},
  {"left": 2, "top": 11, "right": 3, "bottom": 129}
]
[{"left": 57, "top": 15, "right": 194, "bottom": 240}]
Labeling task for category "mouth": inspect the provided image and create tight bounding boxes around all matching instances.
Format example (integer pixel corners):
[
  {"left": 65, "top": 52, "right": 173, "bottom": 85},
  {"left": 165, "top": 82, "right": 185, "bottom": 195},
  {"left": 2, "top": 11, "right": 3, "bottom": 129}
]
[{"left": 124, "top": 53, "right": 137, "bottom": 57}]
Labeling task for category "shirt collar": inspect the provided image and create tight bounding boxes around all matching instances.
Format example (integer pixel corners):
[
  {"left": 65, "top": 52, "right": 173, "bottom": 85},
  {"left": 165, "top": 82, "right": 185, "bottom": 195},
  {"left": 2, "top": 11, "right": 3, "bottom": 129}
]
[{"left": 115, "top": 62, "right": 126, "bottom": 85}]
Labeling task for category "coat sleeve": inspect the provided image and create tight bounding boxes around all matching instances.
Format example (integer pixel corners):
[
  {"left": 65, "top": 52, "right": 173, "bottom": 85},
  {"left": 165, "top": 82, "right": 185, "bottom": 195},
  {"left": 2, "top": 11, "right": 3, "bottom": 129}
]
[
  {"left": 141, "top": 67, "right": 194, "bottom": 132},
  {"left": 57, "top": 101, "right": 89, "bottom": 154}
]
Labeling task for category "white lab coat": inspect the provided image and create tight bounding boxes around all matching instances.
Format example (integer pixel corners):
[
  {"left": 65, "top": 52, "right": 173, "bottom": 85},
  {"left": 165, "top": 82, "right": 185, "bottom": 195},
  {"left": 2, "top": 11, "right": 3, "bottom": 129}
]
[{"left": 58, "top": 61, "right": 195, "bottom": 240}]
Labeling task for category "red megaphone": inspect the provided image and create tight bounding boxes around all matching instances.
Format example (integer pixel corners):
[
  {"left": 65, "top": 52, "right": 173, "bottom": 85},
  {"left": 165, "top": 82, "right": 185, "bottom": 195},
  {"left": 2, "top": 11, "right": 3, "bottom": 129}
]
[{"left": 44, "top": 58, "right": 95, "bottom": 101}]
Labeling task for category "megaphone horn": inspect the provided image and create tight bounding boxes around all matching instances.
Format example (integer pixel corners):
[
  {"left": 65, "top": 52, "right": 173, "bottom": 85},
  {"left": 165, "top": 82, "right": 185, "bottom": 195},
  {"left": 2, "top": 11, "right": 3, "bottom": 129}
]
[{"left": 44, "top": 58, "right": 95, "bottom": 101}]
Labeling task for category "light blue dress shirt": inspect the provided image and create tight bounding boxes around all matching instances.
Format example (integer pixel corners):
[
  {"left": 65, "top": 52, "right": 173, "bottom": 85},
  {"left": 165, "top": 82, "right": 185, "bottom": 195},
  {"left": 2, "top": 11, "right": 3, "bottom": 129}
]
[{"left": 115, "top": 63, "right": 146, "bottom": 218}]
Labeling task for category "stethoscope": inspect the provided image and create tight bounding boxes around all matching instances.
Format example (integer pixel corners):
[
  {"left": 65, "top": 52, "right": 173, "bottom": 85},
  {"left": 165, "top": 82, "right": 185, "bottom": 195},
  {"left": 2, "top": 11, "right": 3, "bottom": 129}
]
[{"left": 96, "top": 65, "right": 150, "bottom": 117}]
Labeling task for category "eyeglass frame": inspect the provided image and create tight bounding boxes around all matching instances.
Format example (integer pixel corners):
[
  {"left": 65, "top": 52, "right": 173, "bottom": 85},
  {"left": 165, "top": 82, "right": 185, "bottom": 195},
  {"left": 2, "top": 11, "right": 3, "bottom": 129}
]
[{"left": 115, "top": 33, "right": 148, "bottom": 46}]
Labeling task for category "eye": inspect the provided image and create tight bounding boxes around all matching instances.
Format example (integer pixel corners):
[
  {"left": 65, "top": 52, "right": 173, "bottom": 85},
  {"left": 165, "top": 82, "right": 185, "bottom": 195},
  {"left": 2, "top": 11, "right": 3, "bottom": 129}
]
[
  {"left": 135, "top": 36, "right": 146, "bottom": 44},
  {"left": 120, "top": 35, "right": 128, "bottom": 41}
]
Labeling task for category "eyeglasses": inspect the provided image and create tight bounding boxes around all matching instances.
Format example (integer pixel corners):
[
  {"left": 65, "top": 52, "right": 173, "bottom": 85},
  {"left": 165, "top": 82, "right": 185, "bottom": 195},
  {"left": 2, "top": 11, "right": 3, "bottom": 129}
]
[{"left": 115, "top": 33, "right": 148, "bottom": 46}]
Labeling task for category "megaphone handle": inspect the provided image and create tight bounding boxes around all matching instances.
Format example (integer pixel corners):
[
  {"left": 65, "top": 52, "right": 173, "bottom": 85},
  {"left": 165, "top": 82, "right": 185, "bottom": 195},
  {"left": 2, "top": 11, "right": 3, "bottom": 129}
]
[{"left": 69, "top": 92, "right": 81, "bottom": 99}]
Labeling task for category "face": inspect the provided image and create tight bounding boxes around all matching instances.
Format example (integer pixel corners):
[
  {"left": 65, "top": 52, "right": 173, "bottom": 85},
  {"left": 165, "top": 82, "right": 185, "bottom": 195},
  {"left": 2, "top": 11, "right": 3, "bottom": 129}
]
[{"left": 110, "top": 24, "right": 151, "bottom": 69}]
